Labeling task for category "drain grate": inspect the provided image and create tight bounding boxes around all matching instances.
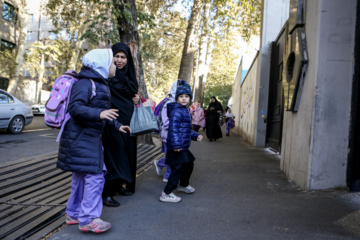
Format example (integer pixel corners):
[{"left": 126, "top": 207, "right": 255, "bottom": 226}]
[{"left": 0, "top": 144, "right": 162, "bottom": 240}]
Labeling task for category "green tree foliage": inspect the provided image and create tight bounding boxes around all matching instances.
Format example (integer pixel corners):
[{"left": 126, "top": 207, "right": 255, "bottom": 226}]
[
  {"left": 203, "top": 29, "right": 242, "bottom": 107},
  {"left": 0, "top": 50, "right": 16, "bottom": 80},
  {"left": 136, "top": 0, "right": 188, "bottom": 103}
]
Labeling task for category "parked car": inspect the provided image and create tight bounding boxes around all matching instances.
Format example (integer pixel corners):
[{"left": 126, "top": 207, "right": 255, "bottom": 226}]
[
  {"left": 31, "top": 104, "right": 46, "bottom": 115},
  {"left": 0, "top": 89, "right": 33, "bottom": 134}
]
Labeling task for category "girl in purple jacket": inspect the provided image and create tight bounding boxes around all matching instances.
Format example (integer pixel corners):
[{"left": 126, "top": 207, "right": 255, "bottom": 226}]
[{"left": 159, "top": 80, "right": 203, "bottom": 203}]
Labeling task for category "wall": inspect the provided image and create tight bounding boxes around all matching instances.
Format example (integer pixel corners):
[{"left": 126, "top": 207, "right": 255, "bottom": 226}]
[
  {"left": 232, "top": 58, "right": 243, "bottom": 135},
  {"left": 254, "top": 0, "right": 290, "bottom": 147},
  {"left": 238, "top": 55, "right": 258, "bottom": 144},
  {"left": 281, "top": 0, "right": 357, "bottom": 190}
]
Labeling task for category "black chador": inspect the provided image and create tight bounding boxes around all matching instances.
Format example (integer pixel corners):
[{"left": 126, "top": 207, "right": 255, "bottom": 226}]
[
  {"left": 206, "top": 96, "right": 223, "bottom": 141},
  {"left": 102, "top": 42, "right": 138, "bottom": 201}
]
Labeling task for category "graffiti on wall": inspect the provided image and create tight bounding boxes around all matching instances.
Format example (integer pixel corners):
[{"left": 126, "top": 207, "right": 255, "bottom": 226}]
[{"left": 239, "top": 56, "right": 258, "bottom": 143}]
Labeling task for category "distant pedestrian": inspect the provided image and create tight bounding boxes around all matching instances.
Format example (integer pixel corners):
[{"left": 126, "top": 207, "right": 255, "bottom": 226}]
[
  {"left": 153, "top": 80, "right": 179, "bottom": 182},
  {"left": 191, "top": 101, "right": 204, "bottom": 132},
  {"left": 160, "top": 80, "right": 203, "bottom": 203},
  {"left": 224, "top": 108, "right": 235, "bottom": 136},
  {"left": 57, "top": 49, "right": 131, "bottom": 233},
  {"left": 206, "top": 96, "right": 223, "bottom": 141}
]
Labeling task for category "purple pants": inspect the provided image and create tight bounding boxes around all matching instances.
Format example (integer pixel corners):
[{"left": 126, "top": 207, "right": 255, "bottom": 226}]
[
  {"left": 157, "top": 143, "right": 172, "bottom": 179},
  {"left": 226, "top": 120, "right": 232, "bottom": 135},
  {"left": 66, "top": 165, "right": 106, "bottom": 225}
]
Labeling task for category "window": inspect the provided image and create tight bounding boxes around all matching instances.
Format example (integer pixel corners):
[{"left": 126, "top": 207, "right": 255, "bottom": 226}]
[
  {"left": 29, "top": 14, "right": 34, "bottom": 23},
  {"left": 3, "top": 2, "right": 17, "bottom": 23},
  {"left": 1, "top": 40, "right": 15, "bottom": 52},
  {"left": 27, "top": 31, "right": 32, "bottom": 41},
  {"left": 0, "top": 93, "right": 10, "bottom": 104}
]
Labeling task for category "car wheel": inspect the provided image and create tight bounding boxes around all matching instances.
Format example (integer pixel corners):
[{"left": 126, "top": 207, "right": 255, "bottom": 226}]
[{"left": 7, "top": 116, "right": 25, "bottom": 134}]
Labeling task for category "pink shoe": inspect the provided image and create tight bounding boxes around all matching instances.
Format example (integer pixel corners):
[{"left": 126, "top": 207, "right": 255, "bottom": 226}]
[
  {"left": 78, "top": 218, "right": 111, "bottom": 233},
  {"left": 65, "top": 214, "right": 79, "bottom": 225}
]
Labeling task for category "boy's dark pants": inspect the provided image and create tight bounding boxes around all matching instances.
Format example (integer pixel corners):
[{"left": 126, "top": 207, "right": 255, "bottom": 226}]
[{"left": 164, "top": 162, "right": 194, "bottom": 194}]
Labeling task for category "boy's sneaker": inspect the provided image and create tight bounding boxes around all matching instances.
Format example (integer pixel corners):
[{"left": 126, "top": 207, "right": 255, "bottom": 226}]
[
  {"left": 177, "top": 185, "right": 195, "bottom": 194},
  {"left": 154, "top": 160, "right": 163, "bottom": 176},
  {"left": 78, "top": 218, "right": 111, "bottom": 233},
  {"left": 159, "top": 192, "right": 181, "bottom": 203},
  {"left": 163, "top": 177, "right": 168, "bottom": 183},
  {"left": 65, "top": 214, "right": 79, "bottom": 225}
]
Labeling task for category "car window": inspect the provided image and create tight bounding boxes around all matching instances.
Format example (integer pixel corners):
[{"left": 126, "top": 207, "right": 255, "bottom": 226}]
[{"left": 0, "top": 92, "right": 14, "bottom": 104}]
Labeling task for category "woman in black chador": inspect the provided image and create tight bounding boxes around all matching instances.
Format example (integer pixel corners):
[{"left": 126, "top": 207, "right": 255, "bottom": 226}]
[
  {"left": 102, "top": 42, "right": 140, "bottom": 207},
  {"left": 206, "top": 96, "right": 223, "bottom": 141}
]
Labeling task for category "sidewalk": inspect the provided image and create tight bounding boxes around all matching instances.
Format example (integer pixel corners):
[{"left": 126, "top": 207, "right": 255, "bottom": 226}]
[{"left": 50, "top": 129, "right": 360, "bottom": 240}]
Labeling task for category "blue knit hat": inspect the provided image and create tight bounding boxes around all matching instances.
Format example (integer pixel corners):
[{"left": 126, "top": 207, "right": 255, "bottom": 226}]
[{"left": 175, "top": 79, "right": 193, "bottom": 100}]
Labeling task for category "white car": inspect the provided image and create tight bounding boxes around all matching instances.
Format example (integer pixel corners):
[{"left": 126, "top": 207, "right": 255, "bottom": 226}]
[
  {"left": 0, "top": 89, "right": 33, "bottom": 134},
  {"left": 31, "top": 104, "right": 46, "bottom": 115}
]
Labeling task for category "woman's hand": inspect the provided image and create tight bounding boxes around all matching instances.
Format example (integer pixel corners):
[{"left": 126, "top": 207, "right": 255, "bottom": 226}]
[
  {"left": 197, "top": 135, "right": 203, "bottom": 142},
  {"left": 100, "top": 109, "right": 118, "bottom": 121},
  {"left": 132, "top": 94, "right": 140, "bottom": 104},
  {"left": 119, "top": 125, "right": 131, "bottom": 133},
  {"left": 210, "top": 107, "right": 215, "bottom": 111},
  {"left": 173, "top": 148, "right": 182, "bottom": 152}
]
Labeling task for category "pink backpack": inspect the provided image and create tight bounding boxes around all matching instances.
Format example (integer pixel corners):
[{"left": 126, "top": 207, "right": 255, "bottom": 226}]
[{"left": 45, "top": 70, "right": 96, "bottom": 141}]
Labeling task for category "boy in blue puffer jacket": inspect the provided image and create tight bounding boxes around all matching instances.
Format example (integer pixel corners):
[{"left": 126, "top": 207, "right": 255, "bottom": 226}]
[{"left": 160, "top": 80, "right": 203, "bottom": 203}]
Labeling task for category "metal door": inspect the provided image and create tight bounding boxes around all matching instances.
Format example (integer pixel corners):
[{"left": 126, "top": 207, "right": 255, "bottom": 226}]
[{"left": 266, "top": 30, "right": 286, "bottom": 152}]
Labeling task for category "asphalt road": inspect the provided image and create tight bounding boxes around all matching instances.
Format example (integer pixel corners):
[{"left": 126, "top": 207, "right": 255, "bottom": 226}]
[{"left": 0, "top": 115, "right": 60, "bottom": 164}]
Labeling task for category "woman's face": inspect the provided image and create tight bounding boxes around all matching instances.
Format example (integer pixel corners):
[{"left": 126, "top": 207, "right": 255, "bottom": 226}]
[
  {"left": 211, "top": 98, "right": 215, "bottom": 103},
  {"left": 113, "top": 51, "right": 128, "bottom": 69},
  {"left": 108, "top": 62, "right": 116, "bottom": 78}
]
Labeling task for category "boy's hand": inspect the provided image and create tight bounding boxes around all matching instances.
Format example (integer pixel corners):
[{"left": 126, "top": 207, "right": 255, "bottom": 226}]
[
  {"left": 174, "top": 149, "right": 182, "bottom": 152},
  {"left": 119, "top": 125, "right": 131, "bottom": 133},
  {"left": 100, "top": 109, "right": 118, "bottom": 120},
  {"left": 197, "top": 135, "right": 203, "bottom": 142}
]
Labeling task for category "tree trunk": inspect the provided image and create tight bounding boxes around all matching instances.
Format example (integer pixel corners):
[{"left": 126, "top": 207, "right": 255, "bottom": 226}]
[
  {"left": 68, "top": 2, "right": 96, "bottom": 70},
  {"left": 114, "top": 0, "right": 148, "bottom": 99},
  {"left": 199, "top": 38, "right": 214, "bottom": 106},
  {"left": 7, "top": 0, "right": 28, "bottom": 96},
  {"left": 194, "top": 1, "right": 210, "bottom": 104},
  {"left": 177, "top": 0, "right": 204, "bottom": 83},
  {"left": 113, "top": 0, "right": 153, "bottom": 145}
]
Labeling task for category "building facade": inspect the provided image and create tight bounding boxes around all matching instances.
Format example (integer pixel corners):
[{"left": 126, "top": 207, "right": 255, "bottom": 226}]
[{"left": 233, "top": 0, "right": 360, "bottom": 191}]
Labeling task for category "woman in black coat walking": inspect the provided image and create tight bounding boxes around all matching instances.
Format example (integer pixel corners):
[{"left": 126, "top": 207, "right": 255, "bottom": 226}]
[
  {"left": 206, "top": 96, "right": 223, "bottom": 141},
  {"left": 102, "top": 42, "right": 140, "bottom": 207}
]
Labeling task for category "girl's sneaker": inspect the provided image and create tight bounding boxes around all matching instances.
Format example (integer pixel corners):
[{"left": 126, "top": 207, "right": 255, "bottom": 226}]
[
  {"left": 65, "top": 214, "right": 79, "bottom": 225},
  {"left": 78, "top": 218, "right": 111, "bottom": 233},
  {"left": 154, "top": 160, "right": 163, "bottom": 176},
  {"left": 163, "top": 177, "right": 168, "bottom": 183},
  {"left": 159, "top": 192, "right": 181, "bottom": 203},
  {"left": 177, "top": 185, "right": 195, "bottom": 194}
]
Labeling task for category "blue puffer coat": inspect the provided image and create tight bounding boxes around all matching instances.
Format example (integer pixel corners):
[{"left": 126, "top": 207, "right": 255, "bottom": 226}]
[
  {"left": 57, "top": 66, "right": 121, "bottom": 174},
  {"left": 166, "top": 102, "right": 199, "bottom": 150}
]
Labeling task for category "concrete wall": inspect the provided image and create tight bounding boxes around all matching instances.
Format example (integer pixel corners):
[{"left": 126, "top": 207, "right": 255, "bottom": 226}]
[
  {"left": 281, "top": 0, "right": 357, "bottom": 190},
  {"left": 237, "top": 55, "right": 259, "bottom": 144},
  {"left": 254, "top": 0, "right": 290, "bottom": 147},
  {"left": 232, "top": 58, "right": 243, "bottom": 135}
]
